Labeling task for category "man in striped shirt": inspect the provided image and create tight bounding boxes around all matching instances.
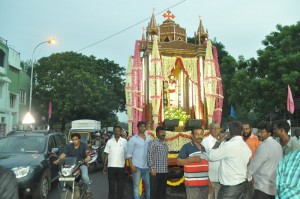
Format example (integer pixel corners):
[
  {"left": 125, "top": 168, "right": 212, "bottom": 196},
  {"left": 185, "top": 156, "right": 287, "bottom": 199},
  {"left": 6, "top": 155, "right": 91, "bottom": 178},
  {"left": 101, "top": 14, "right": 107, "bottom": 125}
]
[
  {"left": 276, "top": 149, "right": 300, "bottom": 198},
  {"left": 177, "top": 127, "right": 209, "bottom": 199},
  {"left": 147, "top": 126, "right": 169, "bottom": 199}
]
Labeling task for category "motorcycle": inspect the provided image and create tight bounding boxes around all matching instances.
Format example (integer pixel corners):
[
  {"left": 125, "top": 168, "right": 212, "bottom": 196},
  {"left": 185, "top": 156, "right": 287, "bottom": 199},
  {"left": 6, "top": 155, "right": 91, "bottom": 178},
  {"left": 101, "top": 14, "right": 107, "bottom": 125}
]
[
  {"left": 87, "top": 145, "right": 102, "bottom": 171},
  {"left": 58, "top": 157, "right": 91, "bottom": 199}
]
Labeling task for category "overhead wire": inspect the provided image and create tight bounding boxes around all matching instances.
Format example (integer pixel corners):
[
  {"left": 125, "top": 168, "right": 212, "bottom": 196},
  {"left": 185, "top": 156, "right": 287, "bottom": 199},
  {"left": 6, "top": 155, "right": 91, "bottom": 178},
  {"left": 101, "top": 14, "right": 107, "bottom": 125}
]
[{"left": 76, "top": 0, "right": 186, "bottom": 52}]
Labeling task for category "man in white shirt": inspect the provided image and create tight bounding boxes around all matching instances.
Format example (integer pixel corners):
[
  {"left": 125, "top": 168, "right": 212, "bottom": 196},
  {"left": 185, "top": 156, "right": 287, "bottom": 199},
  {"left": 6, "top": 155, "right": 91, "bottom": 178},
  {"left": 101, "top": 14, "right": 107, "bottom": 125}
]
[
  {"left": 292, "top": 129, "right": 300, "bottom": 142},
  {"left": 273, "top": 119, "right": 300, "bottom": 156},
  {"left": 247, "top": 121, "right": 282, "bottom": 199},
  {"left": 103, "top": 125, "right": 127, "bottom": 199},
  {"left": 209, "top": 120, "right": 252, "bottom": 199},
  {"left": 202, "top": 122, "right": 221, "bottom": 199}
]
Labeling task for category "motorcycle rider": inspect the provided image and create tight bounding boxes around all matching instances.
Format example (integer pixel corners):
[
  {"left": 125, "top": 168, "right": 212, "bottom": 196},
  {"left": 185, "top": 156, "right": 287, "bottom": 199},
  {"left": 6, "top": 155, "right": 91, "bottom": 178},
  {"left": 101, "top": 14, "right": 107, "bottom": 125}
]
[
  {"left": 54, "top": 133, "right": 91, "bottom": 194},
  {"left": 93, "top": 132, "right": 103, "bottom": 147},
  {"left": 93, "top": 132, "right": 104, "bottom": 165}
]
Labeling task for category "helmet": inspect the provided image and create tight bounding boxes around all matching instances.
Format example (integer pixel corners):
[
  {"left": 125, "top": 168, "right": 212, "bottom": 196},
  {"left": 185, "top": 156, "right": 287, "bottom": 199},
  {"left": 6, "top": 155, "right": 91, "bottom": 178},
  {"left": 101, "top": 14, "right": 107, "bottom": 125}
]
[{"left": 95, "top": 133, "right": 101, "bottom": 136}]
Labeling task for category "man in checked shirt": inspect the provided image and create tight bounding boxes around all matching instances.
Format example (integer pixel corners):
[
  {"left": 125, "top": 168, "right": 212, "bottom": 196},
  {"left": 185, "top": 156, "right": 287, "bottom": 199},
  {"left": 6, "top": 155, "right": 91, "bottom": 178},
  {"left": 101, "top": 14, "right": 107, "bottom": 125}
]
[{"left": 147, "top": 126, "right": 169, "bottom": 199}]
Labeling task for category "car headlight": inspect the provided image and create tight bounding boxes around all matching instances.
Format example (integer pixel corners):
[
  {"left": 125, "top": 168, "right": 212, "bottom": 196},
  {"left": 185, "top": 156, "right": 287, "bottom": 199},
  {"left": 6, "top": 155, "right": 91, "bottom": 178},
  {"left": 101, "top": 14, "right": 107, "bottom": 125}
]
[
  {"left": 61, "top": 168, "right": 73, "bottom": 176},
  {"left": 11, "top": 166, "right": 31, "bottom": 178}
]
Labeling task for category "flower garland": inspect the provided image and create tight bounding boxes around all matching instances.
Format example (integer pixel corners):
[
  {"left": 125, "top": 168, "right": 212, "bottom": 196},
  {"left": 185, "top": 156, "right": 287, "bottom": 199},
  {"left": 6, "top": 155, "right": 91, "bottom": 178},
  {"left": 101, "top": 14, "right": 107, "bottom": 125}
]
[
  {"left": 204, "top": 40, "right": 217, "bottom": 124},
  {"left": 147, "top": 130, "right": 190, "bottom": 151},
  {"left": 181, "top": 57, "right": 198, "bottom": 83},
  {"left": 138, "top": 176, "right": 185, "bottom": 189},
  {"left": 161, "top": 56, "right": 177, "bottom": 79},
  {"left": 145, "top": 131, "right": 210, "bottom": 186},
  {"left": 150, "top": 35, "right": 162, "bottom": 128},
  {"left": 147, "top": 131, "right": 192, "bottom": 141},
  {"left": 126, "top": 56, "right": 133, "bottom": 135},
  {"left": 167, "top": 176, "right": 185, "bottom": 186},
  {"left": 212, "top": 45, "right": 224, "bottom": 124}
]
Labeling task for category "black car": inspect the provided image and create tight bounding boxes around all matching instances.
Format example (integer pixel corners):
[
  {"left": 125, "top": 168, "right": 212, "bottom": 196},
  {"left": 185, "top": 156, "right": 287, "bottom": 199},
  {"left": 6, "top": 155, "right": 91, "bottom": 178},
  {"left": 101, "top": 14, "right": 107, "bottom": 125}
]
[{"left": 0, "top": 130, "right": 67, "bottom": 199}]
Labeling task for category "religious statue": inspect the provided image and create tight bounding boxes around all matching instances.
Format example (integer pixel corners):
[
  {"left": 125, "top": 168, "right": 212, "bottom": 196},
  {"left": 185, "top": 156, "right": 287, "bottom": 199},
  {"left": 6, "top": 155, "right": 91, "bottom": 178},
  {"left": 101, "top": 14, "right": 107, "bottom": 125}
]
[{"left": 168, "top": 75, "right": 179, "bottom": 108}]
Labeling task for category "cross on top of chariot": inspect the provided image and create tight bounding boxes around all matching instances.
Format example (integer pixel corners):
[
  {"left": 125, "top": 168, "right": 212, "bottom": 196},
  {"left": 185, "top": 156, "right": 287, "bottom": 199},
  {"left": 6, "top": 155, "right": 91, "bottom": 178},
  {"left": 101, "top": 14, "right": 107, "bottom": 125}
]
[{"left": 162, "top": 10, "right": 175, "bottom": 20}]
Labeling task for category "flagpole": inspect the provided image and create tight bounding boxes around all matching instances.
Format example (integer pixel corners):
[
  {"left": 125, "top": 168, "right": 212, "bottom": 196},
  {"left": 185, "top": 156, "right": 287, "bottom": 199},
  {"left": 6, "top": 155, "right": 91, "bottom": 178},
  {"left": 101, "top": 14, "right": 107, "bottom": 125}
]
[
  {"left": 288, "top": 112, "right": 292, "bottom": 136},
  {"left": 47, "top": 101, "right": 52, "bottom": 130},
  {"left": 287, "top": 85, "right": 294, "bottom": 136},
  {"left": 47, "top": 118, "right": 50, "bottom": 130}
]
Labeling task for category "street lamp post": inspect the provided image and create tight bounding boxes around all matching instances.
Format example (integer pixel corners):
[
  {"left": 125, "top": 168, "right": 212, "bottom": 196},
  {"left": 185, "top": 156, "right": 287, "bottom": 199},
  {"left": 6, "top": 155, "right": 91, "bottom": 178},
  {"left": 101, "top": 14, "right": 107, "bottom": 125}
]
[{"left": 22, "top": 39, "right": 56, "bottom": 124}]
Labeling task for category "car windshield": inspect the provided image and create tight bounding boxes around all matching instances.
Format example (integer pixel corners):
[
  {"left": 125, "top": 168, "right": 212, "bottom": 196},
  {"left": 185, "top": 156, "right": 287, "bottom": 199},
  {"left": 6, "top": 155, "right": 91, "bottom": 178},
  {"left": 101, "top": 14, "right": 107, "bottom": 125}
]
[
  {"left": 0, "top": 136, "right": 46, "bottom": 154},
  {"left": 80, "top": 134, "right": 89, "bottom": 144}
]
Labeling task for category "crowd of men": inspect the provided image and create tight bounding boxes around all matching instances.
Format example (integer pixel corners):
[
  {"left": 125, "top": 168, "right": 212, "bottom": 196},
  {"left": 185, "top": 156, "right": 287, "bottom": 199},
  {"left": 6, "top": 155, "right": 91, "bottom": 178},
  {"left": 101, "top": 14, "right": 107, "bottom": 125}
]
[
  {"left": 2, "top": 119, "right": 299, "bottom": 199},
  {"left": 102, "top": 119, "right": 300, "bottom": 199}
]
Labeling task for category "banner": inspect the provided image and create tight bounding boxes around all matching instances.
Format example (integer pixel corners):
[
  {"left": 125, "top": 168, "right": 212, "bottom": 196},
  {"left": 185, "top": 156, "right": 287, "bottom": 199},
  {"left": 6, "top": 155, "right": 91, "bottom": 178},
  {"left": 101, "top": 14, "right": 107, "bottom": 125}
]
[
  {"left": 230, "top": 105, "right": 236, "bottom": 119},
  {"left": 287, "top": 85, "right": 294, "bottom": 114},
  {"left": 48, "top": 101, "right": 52, "bottom": 119}
]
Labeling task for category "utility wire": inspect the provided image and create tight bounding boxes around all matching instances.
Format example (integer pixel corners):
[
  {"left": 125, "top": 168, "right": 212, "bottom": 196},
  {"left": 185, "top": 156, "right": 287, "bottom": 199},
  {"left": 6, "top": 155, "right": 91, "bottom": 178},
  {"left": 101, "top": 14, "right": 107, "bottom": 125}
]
[{"left": 76, "top": 0, "right": 186, "bottom": 52}]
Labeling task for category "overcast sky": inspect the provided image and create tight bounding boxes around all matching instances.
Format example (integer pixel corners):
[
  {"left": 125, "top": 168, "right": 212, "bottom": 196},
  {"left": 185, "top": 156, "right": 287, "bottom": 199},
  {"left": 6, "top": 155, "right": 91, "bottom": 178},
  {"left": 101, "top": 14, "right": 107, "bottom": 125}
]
[{"left": 1, "top": 0, "right": 299, "bottom": 122}]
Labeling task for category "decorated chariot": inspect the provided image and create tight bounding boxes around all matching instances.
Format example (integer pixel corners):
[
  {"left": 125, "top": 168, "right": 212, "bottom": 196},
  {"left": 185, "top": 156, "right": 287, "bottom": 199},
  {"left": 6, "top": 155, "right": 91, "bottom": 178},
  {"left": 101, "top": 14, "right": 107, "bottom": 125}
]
[{"left": 125, "top": 10, "right": 223, "bottom": 186}]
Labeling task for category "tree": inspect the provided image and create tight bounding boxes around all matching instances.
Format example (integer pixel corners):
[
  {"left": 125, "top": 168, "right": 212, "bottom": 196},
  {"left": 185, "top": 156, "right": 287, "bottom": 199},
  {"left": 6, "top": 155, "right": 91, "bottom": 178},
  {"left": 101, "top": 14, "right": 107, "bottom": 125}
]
[
  {"left": 219, "top": 55, "right": 238, "bottom": 121},
  {"left": 254, "top": 22, "right": 300, "bottom": 122},
  {"left": 225, "top": 21, "right": 300, "bottom": 125},
  {"left": 32, "top": 51, "right": 126, "bottom": 131}
]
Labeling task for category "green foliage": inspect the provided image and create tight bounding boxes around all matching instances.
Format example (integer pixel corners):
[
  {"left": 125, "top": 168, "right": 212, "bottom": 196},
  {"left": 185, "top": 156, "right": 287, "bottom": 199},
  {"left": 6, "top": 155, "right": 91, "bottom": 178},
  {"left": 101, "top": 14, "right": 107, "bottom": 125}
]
[
  {"left": 221, "top": 21, "right": 300, "bottom": 125},
  {"left": 32, "top": 51, "right": 125, "bottom": 131}
]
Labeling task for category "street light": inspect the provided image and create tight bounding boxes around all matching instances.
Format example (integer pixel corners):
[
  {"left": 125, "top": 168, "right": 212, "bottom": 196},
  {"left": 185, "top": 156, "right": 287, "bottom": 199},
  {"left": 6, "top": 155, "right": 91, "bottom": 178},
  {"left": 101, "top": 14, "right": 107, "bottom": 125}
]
[{"left": 22, "top": 38, "right": 56, "bottom": 124}]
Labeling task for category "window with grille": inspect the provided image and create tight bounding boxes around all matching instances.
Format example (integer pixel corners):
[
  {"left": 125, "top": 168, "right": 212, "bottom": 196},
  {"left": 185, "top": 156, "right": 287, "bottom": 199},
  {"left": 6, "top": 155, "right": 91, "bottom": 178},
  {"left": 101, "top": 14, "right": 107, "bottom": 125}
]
[
  {"left": 10, "top": 94, "right": 16, "bottom": 108},
  {"left": 19, "top": 90, "right": 26, "bottom": 104}
]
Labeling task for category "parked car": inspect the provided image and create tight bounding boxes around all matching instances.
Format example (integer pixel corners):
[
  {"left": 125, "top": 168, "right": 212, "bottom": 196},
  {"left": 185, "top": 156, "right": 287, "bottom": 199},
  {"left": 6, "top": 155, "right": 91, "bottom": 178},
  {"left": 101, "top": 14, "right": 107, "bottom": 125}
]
[{"left": 0, "top": 130, "right": 67, "bottom": 199}]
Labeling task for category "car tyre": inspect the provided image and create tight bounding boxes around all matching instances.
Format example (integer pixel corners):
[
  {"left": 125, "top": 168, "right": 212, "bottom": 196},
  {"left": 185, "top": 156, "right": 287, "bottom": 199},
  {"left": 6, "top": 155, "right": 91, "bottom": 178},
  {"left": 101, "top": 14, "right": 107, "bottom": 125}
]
[{"left": 33, "top": 169, "right": 51, "bottom": 199}]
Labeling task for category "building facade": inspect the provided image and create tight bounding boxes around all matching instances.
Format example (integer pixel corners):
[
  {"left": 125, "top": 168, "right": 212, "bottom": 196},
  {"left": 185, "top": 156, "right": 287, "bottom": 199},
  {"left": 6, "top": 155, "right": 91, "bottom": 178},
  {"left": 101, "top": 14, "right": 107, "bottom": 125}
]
[{"left": 0, "top": 37, "right": 30, "bottom": 136}]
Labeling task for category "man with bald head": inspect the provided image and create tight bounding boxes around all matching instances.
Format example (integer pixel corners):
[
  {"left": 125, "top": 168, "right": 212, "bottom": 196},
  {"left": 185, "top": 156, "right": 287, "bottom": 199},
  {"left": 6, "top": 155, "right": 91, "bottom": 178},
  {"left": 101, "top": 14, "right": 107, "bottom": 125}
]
[{"left": 202, "top": 122, "right": 221, "bottom": 199}]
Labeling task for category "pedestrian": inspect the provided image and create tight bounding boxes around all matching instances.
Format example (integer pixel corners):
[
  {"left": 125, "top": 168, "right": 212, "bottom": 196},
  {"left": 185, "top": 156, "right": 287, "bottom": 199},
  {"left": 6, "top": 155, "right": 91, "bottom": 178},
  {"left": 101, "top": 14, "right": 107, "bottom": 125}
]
[
  {"left": 93, "top": 132, "right": 102, "bottom": 149},
  {"left": 208, "top": 120, "right": 252, "bottom": 199},
  {"left": 247, "top": 121, "right": 282, "bottom": 199},
  {"left": 202, "top": 122, "right": 221, "bottom": 199},
  {"left": 0, "top": 166, "right": 19, "bottom": 199},
  {"left": 177, "top": 127, "right": 209, "bottom": 199},
  {"left": 121, "top": 129, "right": 129, "bottom": 140},
  {"left": 147, "top": 126, "right": 168, "bottom": 199},
  {"left": 272, "top": 119, "right": 300, "bottom": 156},
  {"left": 103, "top": 125, "right": 127, "bottom": 199},
  {"left": 127, "top": 121, "right": 151, "bottom": 199},
  {"left": 276, "top": 149, "right": 300, "bottom": 198},
  {"left": 242, "top": 122, "right": 261, "bottom": 199},
  {"left": 242, "top": 122, "right": 261, "bottom": 160}
]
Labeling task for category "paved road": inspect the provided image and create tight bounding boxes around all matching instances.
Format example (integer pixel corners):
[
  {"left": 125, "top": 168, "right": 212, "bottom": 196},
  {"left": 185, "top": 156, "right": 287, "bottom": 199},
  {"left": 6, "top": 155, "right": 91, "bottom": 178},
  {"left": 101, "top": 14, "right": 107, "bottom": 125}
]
[{"left": 47, "top": 169, "right": 186, "bottom": 199}]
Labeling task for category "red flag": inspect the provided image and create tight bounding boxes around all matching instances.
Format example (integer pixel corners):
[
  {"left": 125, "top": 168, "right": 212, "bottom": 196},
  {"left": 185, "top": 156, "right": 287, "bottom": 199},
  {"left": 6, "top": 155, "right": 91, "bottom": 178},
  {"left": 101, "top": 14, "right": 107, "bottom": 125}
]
[
  {"left": 48, "top": 102, "right": 52, "bottom": 119},
  {"left": 287, "top": 85, "right": 294, "bottom": 114}
]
